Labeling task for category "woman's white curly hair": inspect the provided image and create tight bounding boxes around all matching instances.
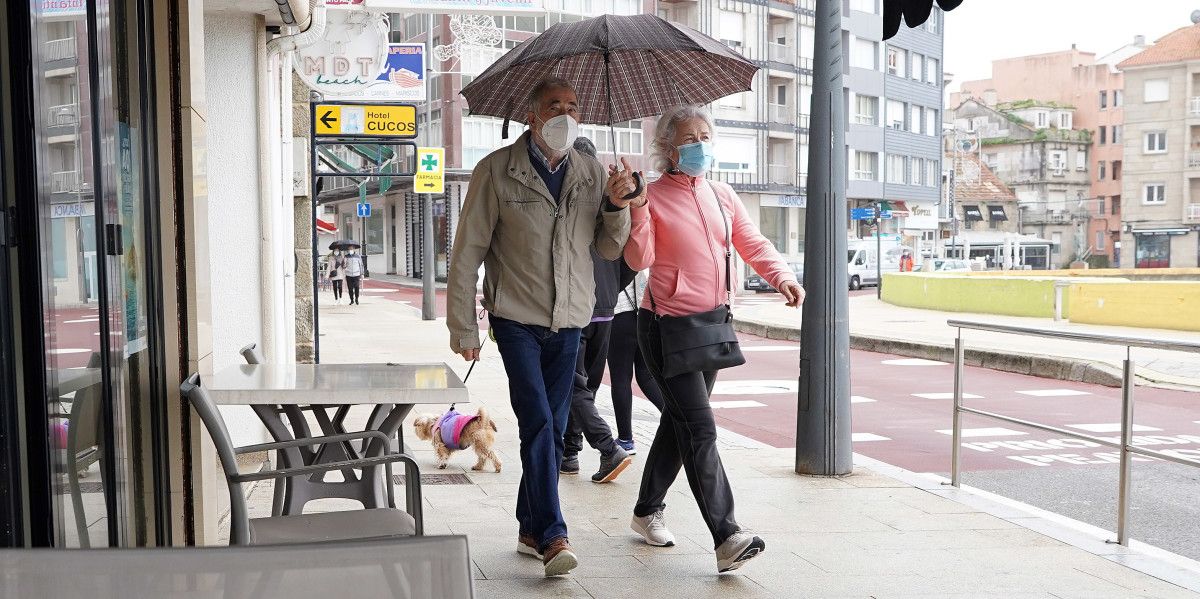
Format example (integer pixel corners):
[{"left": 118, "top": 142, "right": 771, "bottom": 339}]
[{"left": 650, "top": 105, "right": 716, "bottom": 174}]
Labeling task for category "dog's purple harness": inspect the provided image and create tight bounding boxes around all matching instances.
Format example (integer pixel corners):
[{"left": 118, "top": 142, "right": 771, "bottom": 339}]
[{"left": 435, "top": 408, "right": 478, "bottom": 450}]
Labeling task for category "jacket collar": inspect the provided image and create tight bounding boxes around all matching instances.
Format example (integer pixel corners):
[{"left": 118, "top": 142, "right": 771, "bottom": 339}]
[
  {"left": 659, "top": 170, "right": 705, "bottom": 189},
  {"left": 505, "top": 131, "right": 594, "bottom": 206}
]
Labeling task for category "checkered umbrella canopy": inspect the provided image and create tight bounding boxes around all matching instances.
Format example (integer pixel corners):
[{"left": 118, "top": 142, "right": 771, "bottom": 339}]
[{"left": 459, "top": 14, "right": 758, "bottom": 126}]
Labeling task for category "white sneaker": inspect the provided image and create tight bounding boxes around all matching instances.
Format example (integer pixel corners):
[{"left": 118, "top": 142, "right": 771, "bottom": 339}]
[
  {"left": 631, "top": 511, "right": 676, "bottom": 547},
  {"left": 715, "top": 531, "right": 765, "bottom": 573}
]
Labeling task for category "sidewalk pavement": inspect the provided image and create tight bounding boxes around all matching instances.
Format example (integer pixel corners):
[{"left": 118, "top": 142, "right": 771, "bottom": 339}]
[
  {"left": 231, "top": 295, "right": 1200, "bottom": 597},
  {"left": 734, "top": 295, "right": 1200, "bottom": 391}
]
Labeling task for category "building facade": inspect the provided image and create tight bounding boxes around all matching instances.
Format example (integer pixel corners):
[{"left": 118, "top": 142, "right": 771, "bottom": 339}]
[
  {"left": 952, "top": 99, "right": 1092, "bottom": 268},
  {"left": 846, "top": 0, "right": 944, "bottom": 259},
  {"left": 951, "top": 41, "right": 1151, "bottom": 268},
  {"left": 1117, "top": 23, "right": 1200, "bottom": 269}
]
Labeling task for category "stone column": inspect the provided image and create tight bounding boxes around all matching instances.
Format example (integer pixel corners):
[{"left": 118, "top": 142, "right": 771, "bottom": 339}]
[{"left": 292, "top": 72, "right": 315, "bottom": 363}]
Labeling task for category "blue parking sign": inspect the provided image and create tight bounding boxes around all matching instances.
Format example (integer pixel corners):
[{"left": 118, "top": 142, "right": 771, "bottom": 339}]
[{"left": 357, "top": 203, "right": 371, "bottom": 218}]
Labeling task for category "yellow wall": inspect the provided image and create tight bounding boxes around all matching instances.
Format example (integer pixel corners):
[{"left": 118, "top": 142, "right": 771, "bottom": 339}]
[
  {"left": 1068, "top": 281, "right": 1200, "bottom": 332},
  {"left": 882, "top": 273, "right": 1066, "bottom": 318}
]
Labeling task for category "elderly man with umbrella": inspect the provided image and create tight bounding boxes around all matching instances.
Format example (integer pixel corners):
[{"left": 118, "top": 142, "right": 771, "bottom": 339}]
[{"left": 451, "top": 13, "right": 771, "bottom": 577}]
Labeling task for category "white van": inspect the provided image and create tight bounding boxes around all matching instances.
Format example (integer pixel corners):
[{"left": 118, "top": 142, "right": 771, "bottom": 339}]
[{"left": 847, "top": 237, "right": 909, "bottom": 291}]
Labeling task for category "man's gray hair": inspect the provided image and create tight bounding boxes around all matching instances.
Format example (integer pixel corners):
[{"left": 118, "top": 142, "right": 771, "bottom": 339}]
[
  {"left": 526, "top": 77, "right": 575, "bottom": 114},
  {"left": 650, "top": 105, "right": 716, "bottom": 173}
]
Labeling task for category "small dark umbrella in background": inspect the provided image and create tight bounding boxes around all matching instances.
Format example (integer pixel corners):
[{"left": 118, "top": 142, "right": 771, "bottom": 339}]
[{"left": 328, "top": 239, "right": 361, "bottom": 251}]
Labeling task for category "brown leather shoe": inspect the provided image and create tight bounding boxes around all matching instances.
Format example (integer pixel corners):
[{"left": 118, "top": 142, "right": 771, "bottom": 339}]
[
  {"left": 542, "top": 537, "right": 578, "bottom": 577},
  {"left": 517, "top": 533, "right": 543, "bottom": 560}
]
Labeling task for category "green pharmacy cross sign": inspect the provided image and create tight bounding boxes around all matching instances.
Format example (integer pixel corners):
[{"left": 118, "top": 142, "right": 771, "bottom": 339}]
[{"left": 421, "top": 154, "right": 438, "bottom": 171}]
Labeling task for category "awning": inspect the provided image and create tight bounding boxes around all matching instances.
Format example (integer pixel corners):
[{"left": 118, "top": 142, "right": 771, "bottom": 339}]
[
  {"left": 881, "top": 200, "right": 910, "bottom": 215},
  {"left": 987, "top": 205, "right": 1008, "bottom": 221},
  {"left": 963, "top": 205, "right": 984, "bottom": 221},
  {"left": 317, "top": 218, "right": 337, "bottom": 234},
  {"left": 1131, "top": 228, "right": 1189, "bottom": 236}
]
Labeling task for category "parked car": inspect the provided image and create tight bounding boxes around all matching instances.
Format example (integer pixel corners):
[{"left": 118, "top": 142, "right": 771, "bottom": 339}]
[
  {"left": 931, "top": 259, "right": 972, "bottom": 272},
  {"left": 744, "top": 256, "right": 804, "bottom": 292}
]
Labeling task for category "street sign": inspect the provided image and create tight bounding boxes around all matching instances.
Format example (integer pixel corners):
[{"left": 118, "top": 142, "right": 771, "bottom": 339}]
[
  {"left": 850, "top": 208, "right": 875, "bottom": 221},
  {"left": 357, "top": 203, "right": 372, "bottom": 217},
  {"left": 415, "top": 147, "right": 445, "bottom": 194},
  {"left": 314, "top": 103, "right": 417, "bottom": 138}
]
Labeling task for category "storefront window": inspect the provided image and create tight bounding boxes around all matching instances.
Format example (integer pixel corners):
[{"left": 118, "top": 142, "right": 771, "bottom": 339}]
[
  {"left": 1135, "top": 234, "right": 1170, "bottom": 268},
  {"left": 366, "top": 209, "right": 385, "bottom": 255},
  {"left": 760, "top": 206, "right": 787, "bottom": 255}
]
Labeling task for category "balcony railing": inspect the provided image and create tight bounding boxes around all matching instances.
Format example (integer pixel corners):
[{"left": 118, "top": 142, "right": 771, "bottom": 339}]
[
  {"left": 768, "top": 42, "right": 792, "bottom": 63},
  {"left": 768, "top": 164, "right": 793, "bottom": 184},
  {"left": 768, "top": 103, "right": 791, "bottom": 123},
  {"left": 44, "top": 37, "right": 76, "bottom": 62},
  {"left": 1021, "top": 207, "right": 1090, "bottom": 224},
  {"left": 1187, "top": 203, "right": 1200, "bottom": 221},
  {"left": 1191, "top": 97, "right": 1200, "bottom": 117},
  {"left": 1189, "top": 151, "right": 1200, "bottom": 168},
  {"left": 47, "top": 104, "right": 79, "bottom": 127},
  {"left": 51, "top": 171, "right": 80, "bottom": 193}
]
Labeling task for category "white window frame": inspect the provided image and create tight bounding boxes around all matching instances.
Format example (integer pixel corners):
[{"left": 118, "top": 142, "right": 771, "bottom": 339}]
[
  {"left": 924, "top": 57, "right": 939, "bottom": 85},
  {"left": 910, "top": 157, "right": 923, "bottom": 186},
  {"left": 849, "top": 0, "right": 876, "bottom": 13},
  {"left": 854, "top": 94, "right": 878, "bottom": 125},
  {"left": 853, "top": 150, "right": 878, "bottom": 181},
  {"left": 1144, "top": 131, "right": 1167, "bottom": 154},
  {"left": 1112, "top": 125, "right": 1122, "bottom": 145},
  {"left": 1144, "top": 78, "right": 1169, "bottom": 103},
  {"left": 1096, "top": 230, "right": 1106, "bottom": 251},
  {"left": 911, "top": 53, "right": 924, "bottom": 82},
  {"left": 1075, "top": 151, "right": 1086, "bottom": 171},
  {"left": 909, "top": 104, "right": 922, "bottom": 134},
  {"left": 851, "top": 38, "right": 877, "bottom": 70},
  {"left": 924, "top": 107, "right": 937, "bottom": 136},
  {"left": 886, "top": 154, "right": 906, "bottom": 184},
  {"left": 1059, "top": 112, "right": 1071, "bottom": 129},
  {"left": 1142, "top": 182, "right": 1166, "bottom": 205},
  {"left": 1114, "top": 89, "right": 1123, "bottom": 107},
  {"left": 1098, "top": 160, "right": 1106, "bottom": 180},
  {"left": 1036, "top": 112, "right": 1047, "bottom": 128},
  {"left": 925, "top": 158, "right": 938, "bottom": 187},
  {"left": 1049, "top": 150, "right": 1066, "bottom": 172},
  {"left": 886, "top": 47, "right": 905, "bottom": 77},
  {"left": 887, "top": 99, "right": 905, "bottom": 130}
]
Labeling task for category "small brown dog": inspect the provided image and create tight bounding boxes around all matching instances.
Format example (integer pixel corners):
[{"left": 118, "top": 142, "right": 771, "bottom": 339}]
[{"left": 412, "top": 407, "right": 502, "bottom": 472}]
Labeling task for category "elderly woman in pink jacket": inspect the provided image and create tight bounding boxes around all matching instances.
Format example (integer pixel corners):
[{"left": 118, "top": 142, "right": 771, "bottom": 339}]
[{"left": 622, "top": 105, "right": 804, "bottom": 574}]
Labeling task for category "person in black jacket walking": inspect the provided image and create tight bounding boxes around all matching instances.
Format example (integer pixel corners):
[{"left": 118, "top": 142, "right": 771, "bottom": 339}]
[{"left": 561, "top": 137, "right": 635, "bottom": 484}]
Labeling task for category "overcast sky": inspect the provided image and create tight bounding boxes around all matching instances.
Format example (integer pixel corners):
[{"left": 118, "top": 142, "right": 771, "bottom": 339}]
[{"left": 943, "top": 1, "right": 1200, "bottom": 91}]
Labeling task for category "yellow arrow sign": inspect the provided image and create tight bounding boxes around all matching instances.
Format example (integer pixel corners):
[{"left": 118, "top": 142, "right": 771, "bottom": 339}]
[
  {"left": 415, "top": 147, "right": 445, "bottom": 194},
  {"left": 314, "top": 104, "right": 418, "bottom": 138}
]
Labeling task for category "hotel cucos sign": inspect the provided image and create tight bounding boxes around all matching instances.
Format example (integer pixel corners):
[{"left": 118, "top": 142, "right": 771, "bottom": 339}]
[{"left": 293, "top": 10, "right": 390, "bottom": 96}]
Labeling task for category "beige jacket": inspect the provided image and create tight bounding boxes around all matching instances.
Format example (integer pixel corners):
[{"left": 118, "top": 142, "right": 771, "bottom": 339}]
[{"left": 446, "top": 132, "right": 630, "bottom": 353}]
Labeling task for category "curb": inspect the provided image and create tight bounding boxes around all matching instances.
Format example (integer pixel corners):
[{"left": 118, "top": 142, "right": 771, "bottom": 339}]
[{"left": 734, "top": 316, "right": 1131, "bottom": 388}]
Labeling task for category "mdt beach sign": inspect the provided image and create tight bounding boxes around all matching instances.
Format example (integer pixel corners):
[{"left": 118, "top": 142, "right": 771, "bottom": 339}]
[{"left": 294, "top": 10, "right": 390, "bottom": 95}]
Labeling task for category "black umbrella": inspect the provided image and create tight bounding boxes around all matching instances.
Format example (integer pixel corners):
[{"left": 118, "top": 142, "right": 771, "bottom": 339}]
[
  {"left": 328, "top": 239, "right": 361, "bottom": 251},
  {"left": 460, "top": 14, "right": 757, "bottom": 193}
]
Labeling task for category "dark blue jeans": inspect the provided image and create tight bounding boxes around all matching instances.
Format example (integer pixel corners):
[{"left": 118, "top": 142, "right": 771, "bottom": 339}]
[{"left": 489, "top": 315, "right": 581, "bottom": 552}]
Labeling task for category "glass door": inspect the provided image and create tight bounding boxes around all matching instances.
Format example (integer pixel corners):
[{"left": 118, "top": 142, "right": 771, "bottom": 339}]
[{"left": 27, "top": 0, "right": 165, "bottom": 547}]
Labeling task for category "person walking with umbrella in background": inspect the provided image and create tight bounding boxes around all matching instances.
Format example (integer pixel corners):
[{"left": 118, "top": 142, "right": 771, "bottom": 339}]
[
  {"left": 326, "top": 248, "right": 346, "bottom": 304},
  {"left": 329, "top": 240, "right": 366, "bottom": 306}
]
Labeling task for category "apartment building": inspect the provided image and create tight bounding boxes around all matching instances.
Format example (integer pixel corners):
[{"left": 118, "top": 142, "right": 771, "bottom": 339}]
[
  {"left": 1117, "top": 23, "right": 1200, "bottom": 269},
  {"left": 657, "top": 0, "right": 815, "bottom": 259},
  {"left": 951, "top": 99, "right": 1092, "bottom": 268},
  {"left": 845, "top": 0, "right": 944, "bottom": 259},
  {"left": 951, "top": 39, "right": 1150, "bottom": 267}
]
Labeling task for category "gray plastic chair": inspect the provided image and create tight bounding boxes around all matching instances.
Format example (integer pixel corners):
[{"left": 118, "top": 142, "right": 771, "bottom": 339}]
[{"left": 181, "top": 374, "right": 423, "bottom": 545}]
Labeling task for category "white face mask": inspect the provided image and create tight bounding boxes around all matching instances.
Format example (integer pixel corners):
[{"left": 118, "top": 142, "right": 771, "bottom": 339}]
[{"left": 538, "top": 114, "right": 579, "bottom": 154}]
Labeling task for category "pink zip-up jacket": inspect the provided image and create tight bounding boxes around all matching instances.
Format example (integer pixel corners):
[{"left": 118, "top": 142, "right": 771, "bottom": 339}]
[{"left": 624, "top": 172, "right": 798, "bottom": 317}]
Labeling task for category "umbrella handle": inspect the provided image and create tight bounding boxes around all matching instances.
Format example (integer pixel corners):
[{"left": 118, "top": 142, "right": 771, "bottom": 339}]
[{"left": 620, "top": 171, "right": 644, "bottom": 201}]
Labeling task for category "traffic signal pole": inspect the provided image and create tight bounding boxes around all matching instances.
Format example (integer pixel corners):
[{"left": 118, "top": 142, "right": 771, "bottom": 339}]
[{"left": 796, "top": 0, "right": 853, "bottom": 475}]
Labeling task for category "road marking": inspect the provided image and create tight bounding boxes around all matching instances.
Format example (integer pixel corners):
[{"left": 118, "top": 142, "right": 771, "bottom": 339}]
[
  {"left": 1067, "top": 423, "right": 1161, "bottom": 433},
  {"left": 936, "top": 427, "right": 1028, "bottom": 438},
  {"left": 711, "top": 380, "right": 797, "bottom": 395},
  {"left": 740, "top": 346, "right": 798, "bottom": 352},
  {"left": 882, "top": 358, "right": 947, "bottom": 366},
  {"left": 709, "top": 400, "right": 767, "bottom": 409},
  {"left": 852, "top": 433, "right": 890, "bottom": 442},
  {"left": 362, "top": 289, "right": 398, "bottom": 293},
  {"left": 49, "top": 348, "right": 91, "bottom": 355},
  {"left": 912, "top": 392, "right": 983, "bottom": 400},
  {"left": 1017, "top": 389, "right": 1092, "bottom": 397},
  {"left": 64, "top": 319, "right": 99, "bottom": 324},
  {"left": 851, "top": 395, "right": 876, "bottom": 403}
]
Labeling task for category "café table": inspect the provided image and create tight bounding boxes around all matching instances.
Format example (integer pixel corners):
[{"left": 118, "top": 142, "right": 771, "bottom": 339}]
[{"left": 205, "top": 362, "right": 467, "bottom": 515}]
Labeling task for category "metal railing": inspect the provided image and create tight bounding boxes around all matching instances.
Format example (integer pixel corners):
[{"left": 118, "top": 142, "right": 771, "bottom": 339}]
[
  {"left": 44, "top": 37, "right": 76, "bottom": 62},
  {"left": 1189, "top": 151, "right": 1200, "bottom": 168},
  {"left": 47, "top": 104, "right": 79, "bottom": 126},
  {"left": 768, "top": 103, "right": 790, "bottom": 123},
  {"left": 50, "top": 171, "right": 80, "bottom": 193},
  {"left": 1186, "top": 203, "right": 1200, "bottom": 221},
  {"left": 768, "top": 42, "right": 792, "bottom": 63},
  {"left": 947, "top": 319, "right": 1200, "bottom": 546},
  {"left": 1190, "top": 97, "right": 1200, "bottom": 116}
]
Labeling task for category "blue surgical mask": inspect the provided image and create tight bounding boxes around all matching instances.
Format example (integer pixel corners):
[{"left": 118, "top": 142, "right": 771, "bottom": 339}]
[{"left": 676, "top": 141, "right": 714, "bottom": 177}]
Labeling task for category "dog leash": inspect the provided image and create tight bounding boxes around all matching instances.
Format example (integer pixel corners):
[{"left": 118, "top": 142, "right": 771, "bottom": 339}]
[{"left": 453, "top": 308, "right": 489, "bottom": 407}]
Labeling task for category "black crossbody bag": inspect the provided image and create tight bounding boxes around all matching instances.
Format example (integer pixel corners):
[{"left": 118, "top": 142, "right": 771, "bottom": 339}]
[{"left": 647, "top": 182, "right": 745, "bottom": 379}]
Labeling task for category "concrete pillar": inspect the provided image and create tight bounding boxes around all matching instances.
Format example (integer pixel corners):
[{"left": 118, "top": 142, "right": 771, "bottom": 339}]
[{"left": 292, "top": 72, "right": 315, "bottom": 363}]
